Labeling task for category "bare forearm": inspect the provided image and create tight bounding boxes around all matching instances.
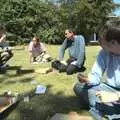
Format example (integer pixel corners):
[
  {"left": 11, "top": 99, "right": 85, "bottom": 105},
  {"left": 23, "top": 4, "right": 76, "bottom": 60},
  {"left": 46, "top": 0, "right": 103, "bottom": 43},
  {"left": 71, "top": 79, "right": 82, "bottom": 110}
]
[
  {"left": 29, "top": 53, "right": 33, "bottom": 63},
  {"left": 0, "top": 35, "right": 6, "bottom": 43}
]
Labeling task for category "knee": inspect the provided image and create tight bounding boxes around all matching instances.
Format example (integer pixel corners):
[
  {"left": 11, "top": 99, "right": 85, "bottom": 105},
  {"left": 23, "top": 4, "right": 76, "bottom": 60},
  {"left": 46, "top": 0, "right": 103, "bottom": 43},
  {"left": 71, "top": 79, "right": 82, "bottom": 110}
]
[
  {"left": 73, "top": 82, "right": 84, "bottom": 96},
  {"left": 66, "top": 69, "right": 73, "bottom": 75},
  {"left": 66, "top": 65, "right": 75, "bottom": 75},
  {"left": 66, "top": 63, "right": 78, "bottom": 75}
]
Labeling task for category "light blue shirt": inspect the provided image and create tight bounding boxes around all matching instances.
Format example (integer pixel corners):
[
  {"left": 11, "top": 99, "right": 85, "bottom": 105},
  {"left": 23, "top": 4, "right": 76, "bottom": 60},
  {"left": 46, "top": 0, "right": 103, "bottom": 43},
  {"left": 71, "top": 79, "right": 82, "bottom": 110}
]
[
  {"left": 59, "top": 35, "right": 85, "bottom": 68},
  {"left": 89, "top": 49, "right": 120, "bottom": 88}
]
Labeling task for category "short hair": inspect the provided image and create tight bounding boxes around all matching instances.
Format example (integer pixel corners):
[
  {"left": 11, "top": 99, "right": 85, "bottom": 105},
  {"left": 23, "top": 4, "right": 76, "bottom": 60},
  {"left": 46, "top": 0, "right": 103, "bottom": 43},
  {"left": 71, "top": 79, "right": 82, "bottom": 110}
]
[
  {"left": 100, "top": 22, "right": 120, "bottom": 44},
  {"left": 65, "top": 28, "right": 75, "bottom": 34}
]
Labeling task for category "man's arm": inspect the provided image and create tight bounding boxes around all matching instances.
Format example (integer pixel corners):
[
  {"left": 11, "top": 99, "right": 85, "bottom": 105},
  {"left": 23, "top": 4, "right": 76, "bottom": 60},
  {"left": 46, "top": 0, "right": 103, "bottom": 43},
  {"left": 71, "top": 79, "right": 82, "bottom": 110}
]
[
  {"left": 28, "top": 42, "right": 33, "bottom": 63},
  {"left": 77, "top": 35, "right": 85, "bottom": 67},
  {"left": 29, "top": 52, "right": 33, "bottom": 63},
  {"left": 40, "top": 43, "right": 46, "bottom": 53},
  {"left": 71, "top": 35, "right": 85, "bottom": 67},
  {"left": 0, "top": 34, "right": 6, "bottom": 43},
  {"left": 59, "top": 39, "right": 67, "bottom": 61},
  {"left": 88, "top": 50, "right": 108, "bottom": 85},
  {"left": 78, "top": 50, "right": 108, "bottom": 85}
]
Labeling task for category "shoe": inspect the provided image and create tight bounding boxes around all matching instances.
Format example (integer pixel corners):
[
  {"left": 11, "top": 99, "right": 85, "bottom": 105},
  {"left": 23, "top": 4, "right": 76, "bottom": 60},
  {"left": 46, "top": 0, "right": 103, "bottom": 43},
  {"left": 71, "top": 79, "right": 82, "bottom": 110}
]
[
  {"left": 79, "top": 66, "right": 86, "bottom": 72},
  {"left": 0, "top": 64, "right": 9, "bottom": 69},
  {"left": 32, "top": 62, "right": 39, "bottom": 64},
  {"left": 47, "top": 57, "right": 53, "bottom": 62}
]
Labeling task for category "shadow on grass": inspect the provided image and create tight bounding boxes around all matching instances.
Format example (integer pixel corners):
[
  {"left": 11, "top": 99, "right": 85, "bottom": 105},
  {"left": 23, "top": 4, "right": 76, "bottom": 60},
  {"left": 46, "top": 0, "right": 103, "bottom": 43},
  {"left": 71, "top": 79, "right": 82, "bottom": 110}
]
[
  {"left": 5, "top": 77, "right": 34, "bottom": 85},
  {"left": 0, "top": 66, "right": 35, "bottom": 84},
  {"left": 1, "top": 66, "right": 34, "bottom": 77},
  {"left": 15, "top": 69, "right": 34, "bottom": 75},
  {"left": 7, "top": 66, "right": 22, "bottom": 71},
  {"left": 3, "top": 85, "right": 89, "bottom": 120},
  {"left": 0, "top": 66, "right": 22, "bottom": 75},
  {"left": 0, "top": 66, "right": 34, "bottom": 76}
]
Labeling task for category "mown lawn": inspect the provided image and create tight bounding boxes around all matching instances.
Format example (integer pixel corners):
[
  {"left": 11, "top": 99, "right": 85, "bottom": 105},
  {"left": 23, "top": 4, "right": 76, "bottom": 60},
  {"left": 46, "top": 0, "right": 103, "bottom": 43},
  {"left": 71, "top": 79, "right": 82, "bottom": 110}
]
[{"left": 0, "top": 45, "right": 101, "bottom": 120}]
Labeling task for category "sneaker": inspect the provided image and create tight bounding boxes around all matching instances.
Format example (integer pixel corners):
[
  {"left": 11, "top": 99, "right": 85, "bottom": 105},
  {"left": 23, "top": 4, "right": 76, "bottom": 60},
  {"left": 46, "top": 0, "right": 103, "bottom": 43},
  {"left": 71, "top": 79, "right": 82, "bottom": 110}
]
[
  {"left": 32, "top": 62, "right": 39, "bottom": 64},
  {"left": 0, "top": 64, "right": 9, "bottom": 69}
]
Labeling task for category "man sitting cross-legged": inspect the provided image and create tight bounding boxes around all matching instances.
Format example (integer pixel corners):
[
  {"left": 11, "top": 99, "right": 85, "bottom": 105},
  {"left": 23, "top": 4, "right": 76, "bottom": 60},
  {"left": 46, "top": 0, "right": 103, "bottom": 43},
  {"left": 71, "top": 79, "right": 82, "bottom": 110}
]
[{"left": 74, "top": 23, "right": 120, "bottom": 120}]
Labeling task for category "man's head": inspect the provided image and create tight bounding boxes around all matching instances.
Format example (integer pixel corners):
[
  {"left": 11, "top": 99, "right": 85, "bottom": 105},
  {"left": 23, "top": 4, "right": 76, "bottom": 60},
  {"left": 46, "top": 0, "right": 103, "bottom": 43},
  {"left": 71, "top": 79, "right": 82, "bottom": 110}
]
[
  {"left": 99, "top": 23, "right": 120, "bottom": 55},
  {"left": 32, "top": 36, "right": 40, "bottom": 45},
  {"left": 65, "top": 29, "right": 74, "bottom": 40}
]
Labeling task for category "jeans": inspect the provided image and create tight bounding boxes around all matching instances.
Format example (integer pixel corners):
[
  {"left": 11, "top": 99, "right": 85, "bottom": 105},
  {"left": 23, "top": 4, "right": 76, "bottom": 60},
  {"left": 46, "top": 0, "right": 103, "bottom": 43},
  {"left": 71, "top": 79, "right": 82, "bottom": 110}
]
[
  {"left": 61, "top": 57, "right": 85, "bottom": 75},
  {"left": 74, "top": 82, "right": 120, "bottom": 120}
]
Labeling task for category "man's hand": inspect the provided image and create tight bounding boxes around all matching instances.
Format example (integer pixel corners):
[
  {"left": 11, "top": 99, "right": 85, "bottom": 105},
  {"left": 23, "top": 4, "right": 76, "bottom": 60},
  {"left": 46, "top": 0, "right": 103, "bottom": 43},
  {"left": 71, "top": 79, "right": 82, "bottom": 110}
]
[
  {"left": 29, "top": 52, "right": 33, "bottom": 63},
  {"left": 71, "top": 61, "right": 77, "bottom": 65},
  {"left": 77, "top": 73, "right": 89, "bottom": 83},
  {"left": 60, "top": 60, "right": 67, "bottom": 65}
]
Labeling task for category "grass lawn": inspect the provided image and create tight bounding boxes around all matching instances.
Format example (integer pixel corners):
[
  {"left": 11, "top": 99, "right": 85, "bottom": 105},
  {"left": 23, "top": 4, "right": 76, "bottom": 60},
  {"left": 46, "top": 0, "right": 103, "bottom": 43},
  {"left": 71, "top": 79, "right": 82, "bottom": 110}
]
[{"left": 0, "top": 45, "right": 101, "bottom": 120}]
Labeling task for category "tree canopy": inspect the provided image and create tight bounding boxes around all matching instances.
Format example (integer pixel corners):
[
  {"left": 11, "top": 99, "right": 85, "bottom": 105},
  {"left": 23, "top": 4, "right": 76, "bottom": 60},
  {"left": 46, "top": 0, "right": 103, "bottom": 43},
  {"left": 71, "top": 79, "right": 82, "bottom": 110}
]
[{"left": 0, "top": 0, "right": 116, "bottom": 44}]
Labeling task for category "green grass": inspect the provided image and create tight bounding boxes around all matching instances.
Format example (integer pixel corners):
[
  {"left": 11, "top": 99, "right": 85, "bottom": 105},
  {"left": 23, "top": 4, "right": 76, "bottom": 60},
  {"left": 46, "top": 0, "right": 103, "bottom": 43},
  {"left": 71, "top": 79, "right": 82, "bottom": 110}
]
[{"left": 0, "top": 45, "right": 101, "bottom": 120}]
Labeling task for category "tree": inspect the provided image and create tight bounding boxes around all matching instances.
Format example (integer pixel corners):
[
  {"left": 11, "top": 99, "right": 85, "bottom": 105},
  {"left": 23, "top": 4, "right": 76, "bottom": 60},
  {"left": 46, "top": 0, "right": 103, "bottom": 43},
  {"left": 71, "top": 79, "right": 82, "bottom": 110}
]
[
  {"left": 0, "top": 0, "right": 117, "bottom": 44},
  {"left": 59, "top": 0, "right": 116, "bottom": 42},
  {"left": 0, "top": 0, "right": 64, "bottom": 44}
]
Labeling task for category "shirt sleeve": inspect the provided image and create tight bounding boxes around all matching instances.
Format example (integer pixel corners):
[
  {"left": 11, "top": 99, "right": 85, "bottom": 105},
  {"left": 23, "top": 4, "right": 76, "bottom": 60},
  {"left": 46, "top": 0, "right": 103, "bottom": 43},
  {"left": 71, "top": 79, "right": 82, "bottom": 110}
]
[
  {"left": 76, "top": 35, "right": 85, "bottom": 67},
  {"left": 28, "top": 42, "right": 33, "bottom": 52},
  {"left": 88, "top": 49, "right": 108, "bottom": 85},
  {"left": 40, "top": 43, "right": 46, "bottom": 52},
  {"left": 59, "top": 39, "right": 67, "bottom": 61}
]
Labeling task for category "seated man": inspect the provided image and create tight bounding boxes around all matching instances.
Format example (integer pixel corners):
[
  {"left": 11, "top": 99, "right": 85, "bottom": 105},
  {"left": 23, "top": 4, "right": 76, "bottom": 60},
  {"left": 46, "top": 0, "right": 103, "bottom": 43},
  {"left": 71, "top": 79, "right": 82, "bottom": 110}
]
[
  {"left": 28, "top": 36, "right": 52, "bottom": 64},
  {"left": 0, "top": 47, "right": 13, "bottom": 69},
  {"left": 0, "top": 29, "right": 13, "bottom": 69},
  {"left": 0, "top": 28, "right": 9, "bottom": 49},
  {"left": 55, "top": 29, "right": 86, "bottom": 75},
  {"left": 74, "top": 23, "right": 120, "bottom": 119}
]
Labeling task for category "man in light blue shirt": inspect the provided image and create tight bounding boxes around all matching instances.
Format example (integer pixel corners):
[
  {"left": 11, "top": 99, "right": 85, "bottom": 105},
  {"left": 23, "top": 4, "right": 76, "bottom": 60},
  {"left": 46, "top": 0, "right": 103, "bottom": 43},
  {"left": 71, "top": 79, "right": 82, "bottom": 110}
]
[
  {"left": 74, "top": 24, "right": 120, "bottom": 119},
  {"left": 58, "top": 29, "right": 86, "bottom": 75}
]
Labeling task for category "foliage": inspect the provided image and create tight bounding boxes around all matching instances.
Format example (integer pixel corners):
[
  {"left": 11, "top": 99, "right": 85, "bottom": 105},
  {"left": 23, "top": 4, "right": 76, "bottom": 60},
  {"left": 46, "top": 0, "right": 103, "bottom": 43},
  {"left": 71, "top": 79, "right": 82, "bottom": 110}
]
[
  {"left": 59, "top": 0, "right": 116, "bottom": 41},
  {"left": 0, "top": 0, "right": 116, "bottom": 44}
]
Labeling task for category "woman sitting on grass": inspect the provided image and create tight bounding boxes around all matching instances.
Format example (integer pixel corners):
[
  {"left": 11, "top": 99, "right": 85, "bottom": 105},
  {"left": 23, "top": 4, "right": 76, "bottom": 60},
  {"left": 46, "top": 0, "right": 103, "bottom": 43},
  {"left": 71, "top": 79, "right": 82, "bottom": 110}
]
[{"left": 28, "top": 36, "right": 52, "bottom": 64}]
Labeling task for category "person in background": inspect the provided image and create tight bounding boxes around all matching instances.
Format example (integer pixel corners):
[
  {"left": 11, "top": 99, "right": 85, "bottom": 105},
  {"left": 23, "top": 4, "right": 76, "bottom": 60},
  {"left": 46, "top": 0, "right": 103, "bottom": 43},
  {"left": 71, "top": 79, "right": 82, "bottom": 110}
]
[
  {"left": 0, "top": 28, "right": 13, "bottom": 69},
  {"left": 74, "top": 23, "right": 120, "bottom": 119},
  {"left": 58, "top": 29, "right": 86, "bottom": 75},
  {"left": 28, "top": 36, "right": 52, "bottom": 64},
  {"left": 0, "top": 28, "right": 9, "bottom": 49}
]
